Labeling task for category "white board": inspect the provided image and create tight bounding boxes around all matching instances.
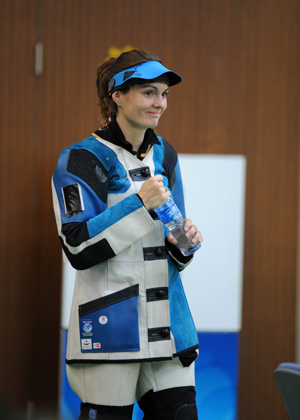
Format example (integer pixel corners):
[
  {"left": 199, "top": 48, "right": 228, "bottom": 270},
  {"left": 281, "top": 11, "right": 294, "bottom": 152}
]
[{"left": 179, "top": 154, "right": 246, "bottom": 332}]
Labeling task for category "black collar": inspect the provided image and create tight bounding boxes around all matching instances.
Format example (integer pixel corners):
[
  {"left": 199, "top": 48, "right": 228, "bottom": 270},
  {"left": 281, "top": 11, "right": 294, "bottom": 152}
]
[{"left": 93, "top": 118, "right": 160, "bottom": 160}]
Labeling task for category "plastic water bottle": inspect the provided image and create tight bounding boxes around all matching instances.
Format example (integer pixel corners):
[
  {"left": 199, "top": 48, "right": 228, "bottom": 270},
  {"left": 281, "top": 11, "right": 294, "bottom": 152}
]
[{"left": 154, "top": 197, "right": 201, "bottom": 256}]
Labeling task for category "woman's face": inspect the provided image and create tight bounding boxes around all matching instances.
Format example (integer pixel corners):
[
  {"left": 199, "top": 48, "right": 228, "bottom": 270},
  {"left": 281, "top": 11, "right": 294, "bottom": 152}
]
[{"left": 113, "top": 82, "right": 169, "bottom": 131}]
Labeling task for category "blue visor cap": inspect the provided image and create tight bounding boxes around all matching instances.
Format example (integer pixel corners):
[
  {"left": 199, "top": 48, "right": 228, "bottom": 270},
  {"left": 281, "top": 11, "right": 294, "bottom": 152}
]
[{"left": 107, "top": 61, "right": 182, "bottom": 92}]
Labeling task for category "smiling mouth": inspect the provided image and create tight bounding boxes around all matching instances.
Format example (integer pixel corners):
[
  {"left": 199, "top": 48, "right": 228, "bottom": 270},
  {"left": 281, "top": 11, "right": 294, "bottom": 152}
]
[{"left": 147, "top": 112, "right": 161, "bottom": 116}]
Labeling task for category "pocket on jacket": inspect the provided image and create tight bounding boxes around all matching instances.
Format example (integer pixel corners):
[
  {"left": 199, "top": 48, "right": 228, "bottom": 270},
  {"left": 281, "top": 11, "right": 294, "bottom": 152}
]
[{"left": 78, "top": 284, "right": 139, "bottom": 353}]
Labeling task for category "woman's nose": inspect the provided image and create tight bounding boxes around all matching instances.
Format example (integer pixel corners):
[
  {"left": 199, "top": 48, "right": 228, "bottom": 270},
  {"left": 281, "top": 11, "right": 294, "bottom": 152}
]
[{"left": 154, "top": 95, "right": 166, "bottom": 108}]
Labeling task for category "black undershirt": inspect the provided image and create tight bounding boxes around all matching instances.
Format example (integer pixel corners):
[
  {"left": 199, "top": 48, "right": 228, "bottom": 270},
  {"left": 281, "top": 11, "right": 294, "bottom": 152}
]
[{"left": 94, "top": 118, "right": 160, "bottom": 160}]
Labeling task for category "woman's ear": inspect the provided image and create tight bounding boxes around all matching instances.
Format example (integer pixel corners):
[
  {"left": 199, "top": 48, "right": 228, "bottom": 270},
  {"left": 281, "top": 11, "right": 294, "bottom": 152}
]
[{"left": 112, "top": 91, "right": 122, "bottom": 107}]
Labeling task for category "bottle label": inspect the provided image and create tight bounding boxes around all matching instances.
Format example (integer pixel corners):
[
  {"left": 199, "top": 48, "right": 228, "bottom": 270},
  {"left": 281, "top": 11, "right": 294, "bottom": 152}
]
[{"left": 155, "top": 201, "right": 181, "bottom": 224}]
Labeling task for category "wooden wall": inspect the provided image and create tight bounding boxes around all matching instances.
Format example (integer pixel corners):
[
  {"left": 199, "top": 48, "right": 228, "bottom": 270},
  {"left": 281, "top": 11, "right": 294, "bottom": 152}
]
[{"left": 1, "top": 0, "right": 299, "bottom": 418}]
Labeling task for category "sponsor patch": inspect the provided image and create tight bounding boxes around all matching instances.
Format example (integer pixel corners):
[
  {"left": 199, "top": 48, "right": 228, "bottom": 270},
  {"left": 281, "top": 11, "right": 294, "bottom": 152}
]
[
  {"left": 82, "top": 320, "right": 93, "bottom": 337},
  {"left": 99, "top": 315, "right": 108, "bottom": 325},
  {"left": 81, "top": 338, "right": 92, "bottom": 350},
  {"left": 89, "top": 408, "right": 97, "bottom": 419},
  {"left": 93, "top": 342, "right": 101, "bottom": 349}
]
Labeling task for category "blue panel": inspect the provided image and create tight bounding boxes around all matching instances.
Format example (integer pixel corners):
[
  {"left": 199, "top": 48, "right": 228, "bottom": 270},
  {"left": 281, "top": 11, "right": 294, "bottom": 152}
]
[
  {"left": 59, "top": 331, "right": 239, "bottom": 420},
  {"left": 59, "top": 329, "right": 81, "bottom": 420},
  {"left": 132, "top": 332, "right": 240, "bottom": 420},
  {"left": 194, "top": 332, "right": 239, "bottom": 420},
  {"left": 79, "top": 294, "right": 139, "bottom": 353}
]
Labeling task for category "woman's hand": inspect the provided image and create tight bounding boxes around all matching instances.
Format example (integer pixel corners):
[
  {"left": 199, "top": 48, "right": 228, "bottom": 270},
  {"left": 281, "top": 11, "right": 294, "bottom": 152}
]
[
  {"left": 138, "top": 175, "right": 170, "bottom": 210},
  {"left": 167, "top": 219, "right": 203, "bottom": 245}
]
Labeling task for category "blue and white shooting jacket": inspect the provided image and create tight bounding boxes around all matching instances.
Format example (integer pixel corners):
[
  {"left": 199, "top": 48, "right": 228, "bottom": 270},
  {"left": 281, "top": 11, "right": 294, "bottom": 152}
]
[{"left": 52, "top": 125, "right": 199, "bottom": 364}]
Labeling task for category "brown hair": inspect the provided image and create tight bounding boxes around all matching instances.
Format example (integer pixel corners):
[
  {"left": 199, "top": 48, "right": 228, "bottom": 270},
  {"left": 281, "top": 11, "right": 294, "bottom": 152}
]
[{"left": 96, "top": 49, "right": 161, "bottom": 123}]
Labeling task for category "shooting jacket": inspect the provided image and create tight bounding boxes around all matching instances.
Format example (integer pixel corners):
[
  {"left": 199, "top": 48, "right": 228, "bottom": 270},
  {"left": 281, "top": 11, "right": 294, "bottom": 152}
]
[{"left": 52, "top": 124, "right": 199, "bottom": 364}]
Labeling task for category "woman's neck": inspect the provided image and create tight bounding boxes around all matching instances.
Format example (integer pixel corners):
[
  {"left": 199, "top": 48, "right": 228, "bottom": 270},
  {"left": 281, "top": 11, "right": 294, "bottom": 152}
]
[{"left": 116, "top": 115, "right": 146, "bottom": 152}]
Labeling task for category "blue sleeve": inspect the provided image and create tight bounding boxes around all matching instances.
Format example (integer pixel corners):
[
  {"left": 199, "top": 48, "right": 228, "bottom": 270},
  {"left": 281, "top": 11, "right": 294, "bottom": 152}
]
[
  {"left": 171, "top": 159, "right": 186, "bottom": 219},
  {"left": 156, "top": 137, "right": 193, "bottom": 268},
  {"left": 52, "top": 142, "right": 156, "bottom": 270}
]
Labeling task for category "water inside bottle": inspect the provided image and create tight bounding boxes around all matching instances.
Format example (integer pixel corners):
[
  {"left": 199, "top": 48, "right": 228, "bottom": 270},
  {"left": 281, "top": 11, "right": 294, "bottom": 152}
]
[
  {"left": 168, "top": 224, "right": 201, "bottom": 256},
  {"left": 170, "top": 225, "right": 191, "bottom": 247}
]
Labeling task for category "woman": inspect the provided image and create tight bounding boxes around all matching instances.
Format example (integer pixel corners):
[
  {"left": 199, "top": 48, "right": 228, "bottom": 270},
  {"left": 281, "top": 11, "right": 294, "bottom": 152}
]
[{"left": 52, "top": 49, "right": 203, "bottom": 420}]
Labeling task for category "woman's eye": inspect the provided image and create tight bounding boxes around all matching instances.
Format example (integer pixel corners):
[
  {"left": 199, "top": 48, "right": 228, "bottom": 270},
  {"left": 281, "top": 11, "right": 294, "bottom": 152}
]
[{"left": 143, "top": 89, "right": 168, "bottom": 98}]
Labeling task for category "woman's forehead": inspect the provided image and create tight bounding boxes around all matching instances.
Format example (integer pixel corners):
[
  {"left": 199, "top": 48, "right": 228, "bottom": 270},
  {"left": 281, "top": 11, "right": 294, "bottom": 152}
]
[{"left": 133, "top": 82, "right": 169, "bottom": 91}]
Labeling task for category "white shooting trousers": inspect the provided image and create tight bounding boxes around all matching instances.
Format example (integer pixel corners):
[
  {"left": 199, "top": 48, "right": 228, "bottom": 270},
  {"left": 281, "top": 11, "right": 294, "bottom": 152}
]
[{"left": 66, "top": 357, "right": 196, "bottom": 406}]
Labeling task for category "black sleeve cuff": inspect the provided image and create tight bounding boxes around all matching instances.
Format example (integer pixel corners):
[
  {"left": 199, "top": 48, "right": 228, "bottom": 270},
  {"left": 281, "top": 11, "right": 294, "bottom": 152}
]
[
  {"left": 165, "top": 239, "right": 193, "bottom": 265},
  {"left": 136, "top": 194, "right": 145, "bottom": 206}
]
